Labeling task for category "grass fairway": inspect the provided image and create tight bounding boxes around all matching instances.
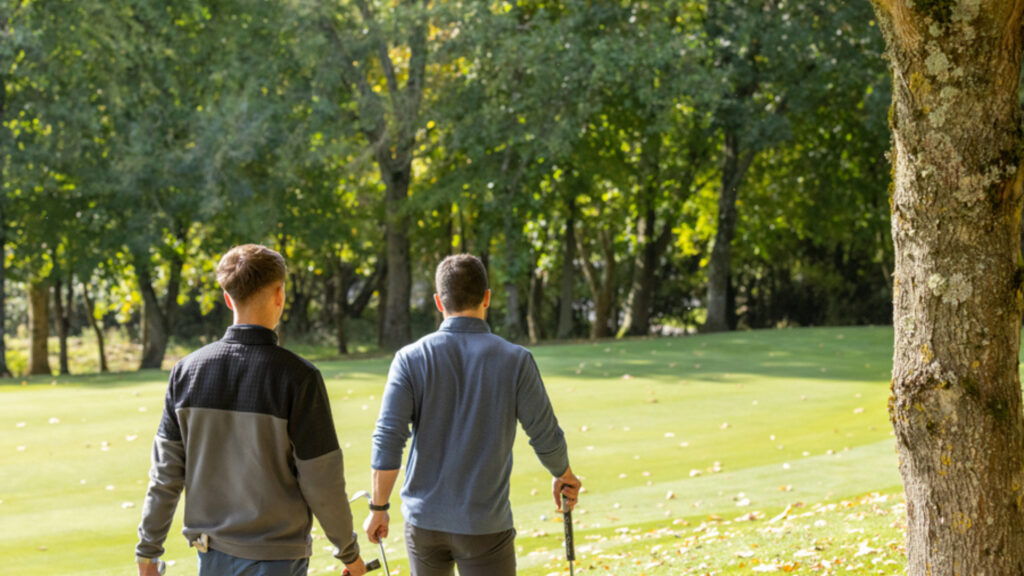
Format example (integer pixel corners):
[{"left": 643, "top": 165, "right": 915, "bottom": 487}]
[{"left": 0, "top": 326, "right": 904, "bottom": 575}]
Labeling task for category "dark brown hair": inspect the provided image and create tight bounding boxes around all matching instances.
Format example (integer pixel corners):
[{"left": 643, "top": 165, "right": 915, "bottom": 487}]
[
  {"left": 216, "top": 244, "right": 287, "bottom": 304},
  {"left": 435, "top": 254, "right": 488, "bottom": 312}
]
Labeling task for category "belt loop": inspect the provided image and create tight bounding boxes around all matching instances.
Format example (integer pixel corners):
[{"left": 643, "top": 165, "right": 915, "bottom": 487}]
[{"left": 191, "top": 533, "right": 210, "bottom": 553}]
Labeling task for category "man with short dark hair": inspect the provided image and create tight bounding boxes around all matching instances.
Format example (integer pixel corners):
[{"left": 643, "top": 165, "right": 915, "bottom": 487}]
[
  {"left": 135, "top": 244, "right": 368, "bottom": 576},
  {"left": 364, "top": 253, "right": 581, "bottom": 576}
]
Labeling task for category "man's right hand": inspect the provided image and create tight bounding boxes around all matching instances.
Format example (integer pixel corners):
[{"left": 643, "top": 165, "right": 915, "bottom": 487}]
[
  {"left": 342, "top": 556, "right": 368, "bottom": 576},
  {"left": 363, "top": 510, "right": 390, "bottom": 544},
  {"left": 553, "top": 466, "right": 582, "bottom": 511},
  {"left": 138, "top": 564, "right": 161, "bottom": 576}
]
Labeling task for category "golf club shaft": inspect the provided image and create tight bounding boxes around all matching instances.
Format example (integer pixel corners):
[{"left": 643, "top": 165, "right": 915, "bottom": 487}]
[
  {"left": 379, "top": 540, "right": 391, "bottom": 576},
  {"left": 562, "top": 492, "right": 575, "bottom": 576}
]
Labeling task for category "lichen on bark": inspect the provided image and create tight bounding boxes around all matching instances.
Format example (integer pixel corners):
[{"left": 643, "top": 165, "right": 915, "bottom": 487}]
[{"left": 872, "top": 0, "right": 1024, "bottom": 573}]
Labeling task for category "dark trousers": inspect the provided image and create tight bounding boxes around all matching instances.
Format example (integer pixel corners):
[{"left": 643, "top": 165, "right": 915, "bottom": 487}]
[
  {"left": 197, "top": 548, "right": 308, "bottom": 576},
  {"left": 404, "top": 523, "right": 517, "bottom": 576}
]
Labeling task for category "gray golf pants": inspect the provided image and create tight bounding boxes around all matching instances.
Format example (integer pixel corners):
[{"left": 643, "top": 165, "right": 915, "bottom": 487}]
[{"left": 404, "top": 523, "right": 516, "bottom": 576}]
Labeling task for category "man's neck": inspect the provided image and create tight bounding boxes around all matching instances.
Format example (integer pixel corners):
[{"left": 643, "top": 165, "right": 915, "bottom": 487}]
[
  {"left": 444, "top": 310, "right": 487, "bottom": 321},
  {"left": 232, "top": 315, "right": 278, "bottom": 331}
]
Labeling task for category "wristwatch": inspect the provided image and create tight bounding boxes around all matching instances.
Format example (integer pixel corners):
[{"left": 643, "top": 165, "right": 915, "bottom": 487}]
[
  {"left": 136, "top": 557, "right": 161, "bottom": 565},
  {"left": 369, "top": 501, "right": 390, "bottom": 512}
]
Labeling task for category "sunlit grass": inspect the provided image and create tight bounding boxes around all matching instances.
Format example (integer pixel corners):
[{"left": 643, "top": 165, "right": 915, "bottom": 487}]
[{"left": 0, "top": 326, "right": 903, "bottom": 575}]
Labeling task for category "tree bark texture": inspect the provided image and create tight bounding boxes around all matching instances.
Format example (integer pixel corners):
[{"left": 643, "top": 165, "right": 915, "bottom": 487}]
[
  {"left": 0, "top": 216, "right": 10, "bottom": 378},
  {"left": 621, "top": 137, "right": 670, "bottom": 338},
  {"left": 873, "top": 1, "right": 1024, "bottom": 572},
  {"left": 28, "top": 282, "right": 51, "bottom": 376},
  {"left": 704, "top": 130, "right": 754, "bottom": 333},
  {"left": 557, "top": 198, "right": 577, "bottom": 340},
  {"left": 0, "top": 26, "right": 10, "bottom": 378},
  {"left": 53, "top": 274, "right": 70, "bottom": 375},
  {"left": 324, "top": 3, "right": 428, "bottom": 351},
  {"left": 577, "top": 227, "right": 617, "bottom": 339},
  {"left": 81, "top": 282, "right": 108, "bottom": 373},
  {"left": 527, "top": 268, "right": 544, "bottom": 344},
  {"left": 379, "top": 166, "right": 413, "bottom": 350},
  {"left": 135, "top": 251, "right": 181, "bottom": 371}
]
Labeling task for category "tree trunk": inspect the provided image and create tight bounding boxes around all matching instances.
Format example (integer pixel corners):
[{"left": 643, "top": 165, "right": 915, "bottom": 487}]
[
  {"left": 874, "top": 1, "right": 1024, "bottom": 573},
  {"left": 81, "top": 282, "right": 108, "bottom": 373},
  {"left": 0, "top": 217, "right": 10, "bottom": 378},
  {"left": 527, "top": 268, "right": 544, "bottom": 344},
  {"left": 28, "top": 282, "right": 51, "bottom": 376},
  {"left": 136, "top": 257, "right": 170, "bottom": 370},
  {"left": 380, "top": 167, "right": 412, "bottom": 350},
  {"left": 704, "top": 130, "right": 753, "bottom": 333},
  {"left": 621, "top": 136, "right": 666, "bottom": 338},
  {"left": 578, "top": 228, "right": 617, "bottom": 339},
  {"left": 621, "top": 211, "right": 671, "bottom": 338},
  {"left": 334, "top": 262, "right": 351, "bottom": 355},
  {"left": 377, "top": 266, "right": 388, "bottom": 348},
  {"left": 0, "top": 22, "right": 9, "bottom": 378},
  {"left": 504, "top": 202, "right": 525, "bottom": 341},
  {"left": 557, "top": 199, "right": 577, "bottom": 339},
  {"left": 287, "top": 272, "right": 312, "bottom": 335},
  {"left": 53, "top": 273, "right": 70, "bottom": 375}
]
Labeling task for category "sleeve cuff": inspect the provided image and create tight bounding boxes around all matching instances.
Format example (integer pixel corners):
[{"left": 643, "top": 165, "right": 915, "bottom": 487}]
[{"left": 334, "top": 534, "right": 361, "bottom": 564}]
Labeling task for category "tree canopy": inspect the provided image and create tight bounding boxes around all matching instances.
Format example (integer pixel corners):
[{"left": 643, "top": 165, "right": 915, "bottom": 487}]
[{"left": 1, "top": 0, "right": 891, "bottom": 373}]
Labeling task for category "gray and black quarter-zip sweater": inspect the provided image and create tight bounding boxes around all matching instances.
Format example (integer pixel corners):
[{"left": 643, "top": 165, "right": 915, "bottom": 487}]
[{"left": 136, "top": 324, "right": 360, "bottom": 563}]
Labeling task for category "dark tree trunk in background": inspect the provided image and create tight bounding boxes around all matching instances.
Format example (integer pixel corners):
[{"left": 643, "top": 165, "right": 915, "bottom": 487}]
[
  {"left": 322, "top": 3, "right": 427, "bottom": 351},
  {"left": 376, "top": 266, "right": 388, "bottom": 349},
  {"left": 333, "top": 258, "right": 383, "bottom": 355},
  {"left": 704, "top": 130, "right": 754, "bottom": 333},
  {"left": 621, "top": 137, "right": 668, "bottom": 337},
  {"left": 500, "top": 151, "right": 529, "bottom": 342},
  {"left": 53, "top": 273, "right": 69, "bottom": 375},
  {"left": 380, "top": 167, "right": 412, "bottom": 350},
  {"left": 135, "top": 249, "right": 182, "bottom": 371},
  {"left": 873, "top": 1, "right": 1024, "bottom": 572},
  {"left": 578, "top": 227, "right": 617, "bottom": 339},
  {"left": 557, "top": 198, "right": 577, "bottom": 339},
  {"left": 0, "top": 217, "right": 10, "bottom": 378},
  {"left": 139, "top": 268, "right": 169, "bottom": 371},
  {"left": 28, "top": 282, "right": 51, "bottom": 376},
  {"left": 81, "top": 282, "right": 108, "bottom": 373},
  {"left": 527, "top": 268, "right": 544, "bottom": 344},
  {"left": 0, "top": 17, "right": 10, "bottom": 378},
  {"left": 504, "top": 279, "right": 523, "bottom": 340},
  {"left": 286, "top": 272, "right": 312, "bottom": 335}
]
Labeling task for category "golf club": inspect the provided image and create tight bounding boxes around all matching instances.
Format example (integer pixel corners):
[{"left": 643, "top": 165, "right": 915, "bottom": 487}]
[
  {"left": 562, "top": 491, "right": 575, "bottom": 576},
  {"left": 349, "top": 490, "right": 391, "bottom": 576}
]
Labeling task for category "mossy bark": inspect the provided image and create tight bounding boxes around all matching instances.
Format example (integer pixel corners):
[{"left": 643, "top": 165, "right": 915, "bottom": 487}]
[{"left": 872, "top": 0, "right": 1024, "bottom": 572}]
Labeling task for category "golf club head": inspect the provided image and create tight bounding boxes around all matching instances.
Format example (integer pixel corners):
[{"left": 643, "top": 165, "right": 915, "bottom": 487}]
[
  {"left": 349, "top": 490, "right": 370, "bottom": 503},
  {"left": 341, "top": 558, "right": 380, "bottom": 575}
]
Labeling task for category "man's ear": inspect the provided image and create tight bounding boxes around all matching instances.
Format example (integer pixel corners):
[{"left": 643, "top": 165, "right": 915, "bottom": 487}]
[
  {"left": 223, "top": 291, "right": 235, "bottom": 311},
  {"left": 482, "top": 289, "right": 491, "bottom": 309},
  {"left": 274, "top": 283, "right": 285, "bottom": 307},
  {"left": 434, "top": 293, "right": 445, "bottom": 314}
]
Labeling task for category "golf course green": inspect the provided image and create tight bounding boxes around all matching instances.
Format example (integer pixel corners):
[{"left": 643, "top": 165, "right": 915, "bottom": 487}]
[{"left": 0, "top": 326, "right": 905, "bottom": 575}]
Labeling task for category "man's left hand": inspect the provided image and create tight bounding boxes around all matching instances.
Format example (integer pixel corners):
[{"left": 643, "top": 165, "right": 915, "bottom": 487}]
[
  {"left": 364, "top": 510, "right": 390, "bottom": 544},
  {"left": 553, "top": 466, "right": 582, "bottom": 511}
]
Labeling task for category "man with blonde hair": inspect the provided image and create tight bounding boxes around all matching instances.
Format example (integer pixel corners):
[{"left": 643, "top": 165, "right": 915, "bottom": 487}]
[{"left": 135, "top": 244, "right": 367, "bottom": 576}]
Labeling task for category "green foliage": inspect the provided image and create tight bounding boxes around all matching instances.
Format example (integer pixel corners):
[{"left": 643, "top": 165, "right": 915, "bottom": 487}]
[{"left": 1, "top": 0, "right": 893, "bottom": 363}]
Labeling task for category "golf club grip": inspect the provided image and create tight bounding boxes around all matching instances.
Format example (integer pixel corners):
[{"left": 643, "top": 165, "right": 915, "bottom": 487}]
[
  {"left": 342, "top": 558, "right": 381, "bottom": 575},
  {"left": 562, "top": 493, "right": 575, "bottom": 562}
]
